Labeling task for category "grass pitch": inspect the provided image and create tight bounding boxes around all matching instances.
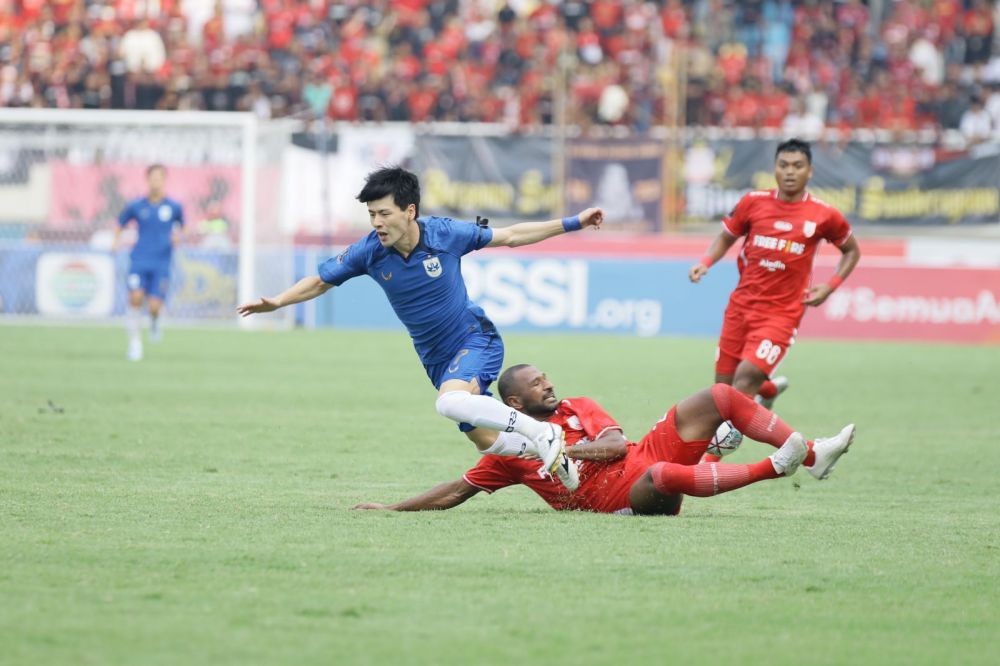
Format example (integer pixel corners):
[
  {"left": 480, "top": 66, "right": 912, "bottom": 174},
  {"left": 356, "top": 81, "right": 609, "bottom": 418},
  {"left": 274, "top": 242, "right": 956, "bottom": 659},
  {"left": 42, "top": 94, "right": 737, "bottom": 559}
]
[{"left": 1, "top": 324, "right": 997, "bottom": 665}]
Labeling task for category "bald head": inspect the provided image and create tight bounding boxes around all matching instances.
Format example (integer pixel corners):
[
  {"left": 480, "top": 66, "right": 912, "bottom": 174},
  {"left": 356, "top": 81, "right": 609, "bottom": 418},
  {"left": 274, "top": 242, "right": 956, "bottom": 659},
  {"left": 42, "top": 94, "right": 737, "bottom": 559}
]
[
  {"left": 497, "top": 364, "right": 532, "bottom": 402},
  {"left": 497, "top": 364, "right": 559, "bottom": 418}
]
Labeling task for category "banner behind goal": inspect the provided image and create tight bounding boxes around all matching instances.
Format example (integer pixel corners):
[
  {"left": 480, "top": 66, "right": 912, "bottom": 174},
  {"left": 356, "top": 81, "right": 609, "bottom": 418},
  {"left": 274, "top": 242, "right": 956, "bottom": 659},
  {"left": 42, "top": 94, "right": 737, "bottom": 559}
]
[{"left": 0, "top": 109, "right": 296, "bottom": 327}]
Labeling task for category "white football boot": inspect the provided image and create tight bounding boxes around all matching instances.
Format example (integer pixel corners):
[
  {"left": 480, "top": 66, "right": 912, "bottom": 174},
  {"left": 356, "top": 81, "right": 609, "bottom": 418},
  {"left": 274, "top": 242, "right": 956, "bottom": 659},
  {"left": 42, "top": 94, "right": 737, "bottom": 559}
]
[
  {"left": 769, "top": 432, "right": 808, "bottom": 476},
  {"left": 755, "top": 376, "right": 789, "bottom": 410},
  {"left": 806, "top": 424, "right": 856, "bottom": 480},
  {"left": 127, "top": 339, "right": 144, "bottom": 362},
  {"left": 535, "top": 423, "right": 579, "bottom": 491}
]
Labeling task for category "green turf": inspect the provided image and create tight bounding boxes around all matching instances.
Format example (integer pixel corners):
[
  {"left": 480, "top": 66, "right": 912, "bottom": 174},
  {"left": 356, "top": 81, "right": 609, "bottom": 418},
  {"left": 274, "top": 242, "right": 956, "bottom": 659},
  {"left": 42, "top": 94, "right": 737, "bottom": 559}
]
[{"left": 1, "top": 325, "right": 997, "bottom": 665}]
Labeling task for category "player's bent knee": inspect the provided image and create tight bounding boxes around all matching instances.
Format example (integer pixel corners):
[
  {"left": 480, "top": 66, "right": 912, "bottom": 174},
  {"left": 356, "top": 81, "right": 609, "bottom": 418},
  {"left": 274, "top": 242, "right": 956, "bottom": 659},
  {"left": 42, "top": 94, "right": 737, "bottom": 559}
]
[
  {"left": 629, "top": 468, "right": 683, "bottom": 516},
  {"left": 435, "top": 390, "right": 471, "bottom": 420},
  {"left": 733, "top": 375, "right": 763, "bottom": 396},
  {"left": 710, "top": 383, "right": 734, "bottom": 413}
]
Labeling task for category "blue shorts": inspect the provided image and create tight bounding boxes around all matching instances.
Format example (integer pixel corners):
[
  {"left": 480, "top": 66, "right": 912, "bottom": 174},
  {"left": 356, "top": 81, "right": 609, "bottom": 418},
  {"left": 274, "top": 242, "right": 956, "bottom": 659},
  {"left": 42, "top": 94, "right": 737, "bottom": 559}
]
[
  {"left": 127, "top": 265, "right": 171, "bottom": 300},
  {"left": 424, "top": 331, "right": 505, "bottom": 432}
]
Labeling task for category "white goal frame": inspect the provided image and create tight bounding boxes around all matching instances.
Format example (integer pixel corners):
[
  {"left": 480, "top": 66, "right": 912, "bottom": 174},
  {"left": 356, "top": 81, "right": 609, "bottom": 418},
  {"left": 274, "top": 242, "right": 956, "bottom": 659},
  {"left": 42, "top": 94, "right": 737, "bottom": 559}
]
[{"left": 0, "top": 108, "right": 295, "bottom": 327}]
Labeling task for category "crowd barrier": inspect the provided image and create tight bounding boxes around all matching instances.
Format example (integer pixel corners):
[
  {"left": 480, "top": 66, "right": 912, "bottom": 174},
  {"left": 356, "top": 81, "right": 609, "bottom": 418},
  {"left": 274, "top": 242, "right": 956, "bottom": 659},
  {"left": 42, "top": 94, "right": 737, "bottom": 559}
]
[
  {"left": 298, "top": 240, "right": 1000, "bottom": 345},
  {"left": 3, "top": 240, "right": 997, "bottom": 344}
]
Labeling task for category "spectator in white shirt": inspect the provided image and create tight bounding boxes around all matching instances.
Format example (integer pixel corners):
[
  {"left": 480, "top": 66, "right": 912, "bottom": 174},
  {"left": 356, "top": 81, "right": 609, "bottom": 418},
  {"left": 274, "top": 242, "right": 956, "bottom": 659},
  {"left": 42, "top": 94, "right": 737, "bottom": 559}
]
[
  {"left": 959, "top": 96, "right": 994, "bottom": 143},
  {"left": 782, "top": 97, "right": 824, "bottom": 140},
  {"left": 984, "top": 82, "right": 1000, "bottom": 132},
  {"left": 119, "top": 19, "right": 166, "bottom": 74}
]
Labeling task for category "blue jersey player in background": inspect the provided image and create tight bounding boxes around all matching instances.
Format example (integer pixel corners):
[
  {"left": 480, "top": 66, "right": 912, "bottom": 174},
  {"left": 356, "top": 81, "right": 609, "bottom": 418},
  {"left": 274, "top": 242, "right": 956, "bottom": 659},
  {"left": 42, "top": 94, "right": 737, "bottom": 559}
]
[
  {"left": 238, "top": 166, "right": 603, "bottom": 490},
  {"left": 113, "top": 164, "right": 184, "bottom": 361}
]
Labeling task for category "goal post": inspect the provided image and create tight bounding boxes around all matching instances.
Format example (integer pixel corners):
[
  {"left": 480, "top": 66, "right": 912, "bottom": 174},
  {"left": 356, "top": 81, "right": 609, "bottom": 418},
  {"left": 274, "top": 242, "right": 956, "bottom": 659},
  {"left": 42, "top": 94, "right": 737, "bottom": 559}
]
[{"left": 0, "top": 108, "right": 296, "bottom": 328}]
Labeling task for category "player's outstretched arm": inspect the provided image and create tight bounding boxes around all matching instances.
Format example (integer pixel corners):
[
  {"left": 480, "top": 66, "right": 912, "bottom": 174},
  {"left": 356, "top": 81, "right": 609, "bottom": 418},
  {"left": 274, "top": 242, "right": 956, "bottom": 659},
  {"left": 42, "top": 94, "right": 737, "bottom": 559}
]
[
  {"left": 689, "top": 231, "right": 739, "bottom": 283},
  {"left": 353, "top": 478, "right": 481, "bottom": 511},
  {"left": 804, "top": 235, "right": 861, "bottom": 306},
  {"left": 487, "top": 207, "right": 603, "bottom": 248},
  {"left": 236, "top": 275, "right": 333, "bottom": 317},
  {"left": 566, "top": 429, "right": 629, "bottom": 462}
]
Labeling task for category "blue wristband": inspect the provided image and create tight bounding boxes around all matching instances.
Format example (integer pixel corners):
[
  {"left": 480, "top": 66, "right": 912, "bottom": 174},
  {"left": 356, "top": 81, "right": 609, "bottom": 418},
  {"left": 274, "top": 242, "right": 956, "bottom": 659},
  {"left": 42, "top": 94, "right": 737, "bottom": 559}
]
[{"left": 561, "top": 215, "right": 582, "bottom": 232}]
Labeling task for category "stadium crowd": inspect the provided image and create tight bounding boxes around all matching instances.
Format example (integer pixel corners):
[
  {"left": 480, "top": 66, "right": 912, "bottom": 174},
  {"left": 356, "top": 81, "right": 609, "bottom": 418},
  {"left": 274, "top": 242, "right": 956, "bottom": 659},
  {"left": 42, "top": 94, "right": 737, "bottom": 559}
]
[{"left": 1, "top": 0, "right": 999, "bottom": 137}]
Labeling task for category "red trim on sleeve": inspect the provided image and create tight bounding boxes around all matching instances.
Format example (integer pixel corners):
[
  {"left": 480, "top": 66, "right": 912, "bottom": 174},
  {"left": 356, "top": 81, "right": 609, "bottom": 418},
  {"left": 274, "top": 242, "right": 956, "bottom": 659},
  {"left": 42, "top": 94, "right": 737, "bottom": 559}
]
[{"left": 833, "top": 230, "right": 853, "bottom": 247}]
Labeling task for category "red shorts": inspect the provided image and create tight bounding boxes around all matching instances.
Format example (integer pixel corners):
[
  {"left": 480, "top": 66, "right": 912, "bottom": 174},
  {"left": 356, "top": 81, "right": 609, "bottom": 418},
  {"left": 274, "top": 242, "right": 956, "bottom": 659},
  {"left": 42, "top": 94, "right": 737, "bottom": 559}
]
[
  {"left": 625, "top": 408, "right": 709, "bottom": 481},
  {"left": 715, "top": 306, "right": 798, "bottom": 377}
]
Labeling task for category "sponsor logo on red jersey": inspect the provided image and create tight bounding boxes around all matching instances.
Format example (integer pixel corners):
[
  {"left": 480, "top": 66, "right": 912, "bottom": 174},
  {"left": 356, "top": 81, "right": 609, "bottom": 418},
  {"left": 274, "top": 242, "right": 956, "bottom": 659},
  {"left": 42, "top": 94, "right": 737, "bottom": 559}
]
[
  {"left": 751, "top": 234, "right": 806, "bottom": 254},
  {"left": 759, "top": 259, "right": 787, "bottom": 272}
]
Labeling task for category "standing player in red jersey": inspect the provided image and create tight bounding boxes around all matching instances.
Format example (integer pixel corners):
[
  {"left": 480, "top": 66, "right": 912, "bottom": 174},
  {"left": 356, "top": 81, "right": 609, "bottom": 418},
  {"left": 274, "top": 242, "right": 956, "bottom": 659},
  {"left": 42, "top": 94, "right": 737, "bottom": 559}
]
[
  {"left": 353, "top": 364, "right": 855, "bottom": 515},
  {"left": 689, "top": 139, "right": 861, "bottom": 429}
]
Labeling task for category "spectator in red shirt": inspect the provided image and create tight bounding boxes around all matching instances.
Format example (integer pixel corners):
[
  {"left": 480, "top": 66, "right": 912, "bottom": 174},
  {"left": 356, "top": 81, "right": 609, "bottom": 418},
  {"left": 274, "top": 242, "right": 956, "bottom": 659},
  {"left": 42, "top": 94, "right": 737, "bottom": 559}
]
[
  {"left": 722, "top": 84, "right": 761, "bottom": 127},
  {"left": 406, "top": 78, "right": 438, "bottom": 122},
  {"left": 201, "top": 4, "right": 224, "bottom": 53},
  {"left": 717, "top": 41, "right": 749, "bottom": 87},
  {"left": 589, "top": 0, "right": 622, "bottom": 36},
  {"left": 856, "top": 80, "right": 887, "bottom": 127},
  {"left": 327, "top": 74, "right": 357, "bottom": 121},
  {"left": 661, "top": 0, "right": 687, "bottom": 39}
]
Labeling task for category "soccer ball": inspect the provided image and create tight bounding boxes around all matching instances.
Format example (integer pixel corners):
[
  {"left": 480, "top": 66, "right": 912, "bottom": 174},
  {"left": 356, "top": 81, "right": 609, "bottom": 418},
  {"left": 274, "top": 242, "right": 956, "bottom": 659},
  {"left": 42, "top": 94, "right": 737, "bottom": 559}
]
[{"left": 706, "top": 420, "right": 744, "bottom": 457}]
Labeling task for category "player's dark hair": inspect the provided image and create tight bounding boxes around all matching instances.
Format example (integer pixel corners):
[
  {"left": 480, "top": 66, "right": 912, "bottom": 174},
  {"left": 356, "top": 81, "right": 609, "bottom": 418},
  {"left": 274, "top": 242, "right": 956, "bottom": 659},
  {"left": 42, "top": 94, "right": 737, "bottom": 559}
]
[
  {"left": 498, "top": 364, "right": 532, "bottom": 402},
  {"left": 775, "top": 139, "right": 812, "bottom": 164},
  {"left": 356, "top": 166, "right": 420, "bottom": 217},
  {"left": 146, "top": 163, "right": 166, "bottom": 176}
]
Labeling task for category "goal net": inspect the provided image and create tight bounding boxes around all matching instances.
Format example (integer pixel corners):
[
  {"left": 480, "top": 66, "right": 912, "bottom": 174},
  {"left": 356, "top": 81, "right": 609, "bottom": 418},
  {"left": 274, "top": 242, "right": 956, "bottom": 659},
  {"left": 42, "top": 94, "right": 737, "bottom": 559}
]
[{"left": 0, "top": 109, "right": 295, "bottom": 327}]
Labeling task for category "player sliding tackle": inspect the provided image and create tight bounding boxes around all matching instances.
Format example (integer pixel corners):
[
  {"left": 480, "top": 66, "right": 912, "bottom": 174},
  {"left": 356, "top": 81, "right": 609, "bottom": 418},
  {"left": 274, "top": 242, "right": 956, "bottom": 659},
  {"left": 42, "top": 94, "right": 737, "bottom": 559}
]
[
  {"left": 237, "top": 167, "right": 603, "bottom": 491},
  {"left": 354, "top": 364, "right": 856, "bottom": 515}
]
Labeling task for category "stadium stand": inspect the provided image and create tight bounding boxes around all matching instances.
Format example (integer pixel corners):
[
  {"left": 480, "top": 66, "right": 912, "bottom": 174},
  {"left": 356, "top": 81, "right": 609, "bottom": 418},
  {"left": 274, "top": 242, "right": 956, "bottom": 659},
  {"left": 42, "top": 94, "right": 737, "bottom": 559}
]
[{"left": 0, "top": 0, "right": 997, "bottom": 133}]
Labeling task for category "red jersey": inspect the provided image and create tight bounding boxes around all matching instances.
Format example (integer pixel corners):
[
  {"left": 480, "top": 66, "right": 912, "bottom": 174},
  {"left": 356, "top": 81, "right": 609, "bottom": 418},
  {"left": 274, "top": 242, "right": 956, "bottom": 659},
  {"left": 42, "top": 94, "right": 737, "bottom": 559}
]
[
  {"left": 463, "top": 397, "right": 640, "bottom": 514},
  {"left": 723, "top": 190, "right": 852, "bottom": 320}
]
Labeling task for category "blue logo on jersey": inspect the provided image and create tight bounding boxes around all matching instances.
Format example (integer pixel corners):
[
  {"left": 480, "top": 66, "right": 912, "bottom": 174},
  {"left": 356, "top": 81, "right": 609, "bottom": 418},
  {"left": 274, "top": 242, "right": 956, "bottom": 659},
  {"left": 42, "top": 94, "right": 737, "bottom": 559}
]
[{"left": 423, "top": 256, "right": 442, "bottom": 278}]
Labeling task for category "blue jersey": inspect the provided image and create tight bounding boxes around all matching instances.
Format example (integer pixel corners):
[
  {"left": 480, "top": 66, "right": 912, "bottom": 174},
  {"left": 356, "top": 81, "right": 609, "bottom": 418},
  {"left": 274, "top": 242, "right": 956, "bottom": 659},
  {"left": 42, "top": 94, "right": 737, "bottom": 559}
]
[
  {"left": 318, "top": 216, "right": 495, "bottom": 364},
  {"left": 119, "top": 196, "right": 184, "bottom": 268}
]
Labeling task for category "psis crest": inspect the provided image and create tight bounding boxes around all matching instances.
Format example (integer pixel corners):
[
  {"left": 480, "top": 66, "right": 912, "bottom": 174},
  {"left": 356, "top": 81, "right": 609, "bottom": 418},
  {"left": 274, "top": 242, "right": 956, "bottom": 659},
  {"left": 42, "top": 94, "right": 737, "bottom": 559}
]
[{"left": 423, "top": 256, "right": 443, "bottom": 278}]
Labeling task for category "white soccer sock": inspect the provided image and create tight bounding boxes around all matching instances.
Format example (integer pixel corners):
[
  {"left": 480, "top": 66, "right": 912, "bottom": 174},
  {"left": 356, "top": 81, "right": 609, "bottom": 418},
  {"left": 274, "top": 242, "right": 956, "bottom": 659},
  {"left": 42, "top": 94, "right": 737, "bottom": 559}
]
[
  {"left": 435, "top": 391, "right": 549, "bottom": 440},
  {"left": 481, "top": 431, "right": 538, "bottom": 457},
  {"left": 126, "top": 306, "right": 142, "bottom": 342}
]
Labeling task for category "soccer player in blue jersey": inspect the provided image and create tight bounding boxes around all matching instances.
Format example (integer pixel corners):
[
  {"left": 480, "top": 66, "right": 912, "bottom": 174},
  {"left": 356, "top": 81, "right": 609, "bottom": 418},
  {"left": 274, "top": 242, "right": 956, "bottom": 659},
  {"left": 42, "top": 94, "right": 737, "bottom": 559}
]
[
  {"left": 113, "top": 164, "right": 184, "bottom": 361},
  {"left": 237, "top": 166, "right": 603, "bottom": 490}
]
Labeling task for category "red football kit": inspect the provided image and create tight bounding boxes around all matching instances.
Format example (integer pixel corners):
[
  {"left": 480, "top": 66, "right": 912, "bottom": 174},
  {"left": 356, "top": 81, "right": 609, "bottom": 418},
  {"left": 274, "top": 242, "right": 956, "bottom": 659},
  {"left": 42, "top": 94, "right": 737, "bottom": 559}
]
[
  {"left": 463, "top": 397, "right": 710, "bottom": 513},
  {"left": 717, "top": 189, "right": 853, "bottom": 375}
]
